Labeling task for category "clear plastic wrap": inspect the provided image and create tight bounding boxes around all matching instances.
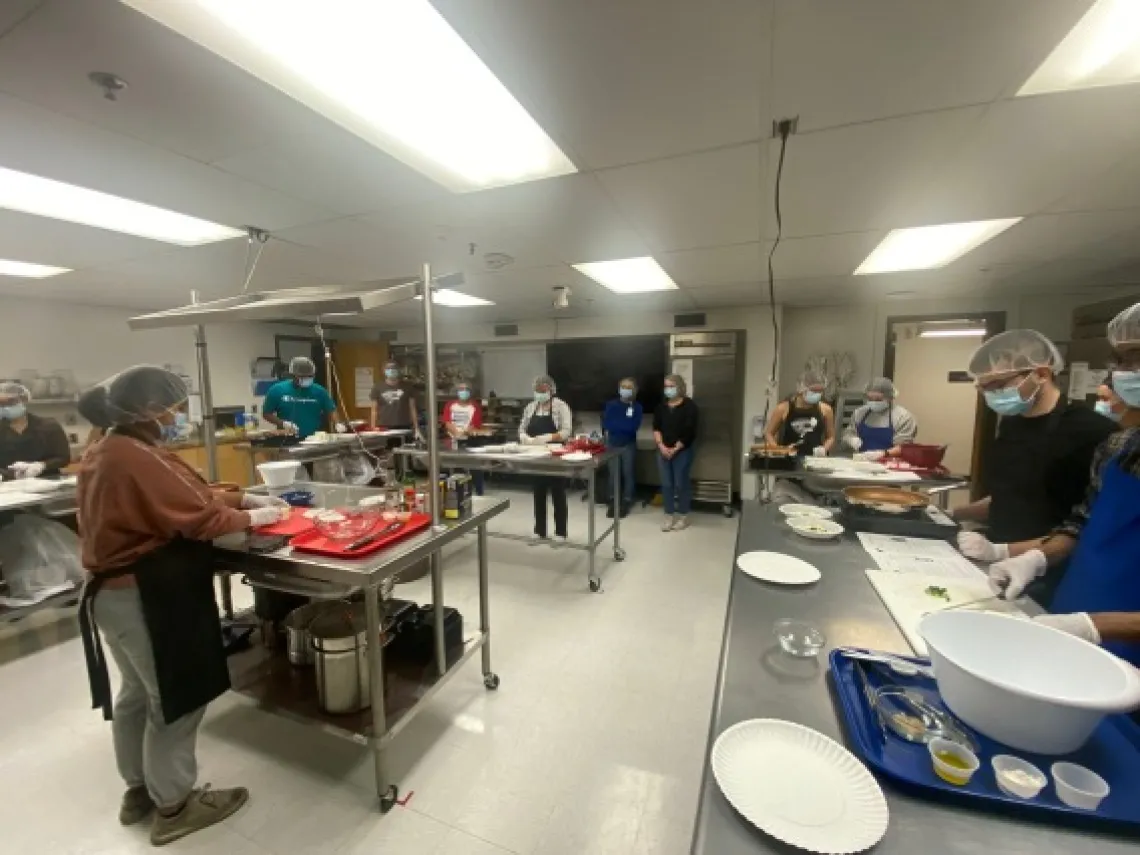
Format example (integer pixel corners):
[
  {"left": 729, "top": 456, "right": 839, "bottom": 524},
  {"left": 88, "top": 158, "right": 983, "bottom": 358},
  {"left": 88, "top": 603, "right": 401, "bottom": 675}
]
[{"left": 0, "top": 514, "right": 84, "bottom": 604}]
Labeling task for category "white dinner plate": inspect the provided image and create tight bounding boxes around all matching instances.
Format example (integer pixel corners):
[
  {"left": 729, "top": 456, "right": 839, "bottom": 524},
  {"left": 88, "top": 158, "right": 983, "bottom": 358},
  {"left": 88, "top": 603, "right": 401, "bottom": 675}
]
[
  {"left": 786, "top": 517, "right": 845, "bottom": 541},
  {"left": 561, "top": 451, "right": 592, "bottom": 462},
  {"left": 778, "top": 503, "right": 834, "bottom": 519},
  {"left": 736, "top": 551, "right": 821, "bottom": 585},
  {"left": 711, "top": 719, "right": 889, "bottom": 854}
]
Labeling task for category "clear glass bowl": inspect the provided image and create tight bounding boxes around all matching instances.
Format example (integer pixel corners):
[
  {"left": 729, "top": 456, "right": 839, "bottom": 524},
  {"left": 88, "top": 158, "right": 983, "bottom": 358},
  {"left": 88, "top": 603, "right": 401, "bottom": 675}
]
[
  {"left": 311, "top": 508, "right": 379, "bottom": 542},
  {"left": 773, "top": 619, "right": 826, "bottom": 658}
]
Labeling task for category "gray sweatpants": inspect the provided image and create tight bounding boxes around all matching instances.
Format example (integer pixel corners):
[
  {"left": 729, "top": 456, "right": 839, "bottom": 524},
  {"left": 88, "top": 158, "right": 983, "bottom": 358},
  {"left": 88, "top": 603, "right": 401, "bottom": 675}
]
[{"left": 94, "top": 587, "right": 206, "bottom": 809}]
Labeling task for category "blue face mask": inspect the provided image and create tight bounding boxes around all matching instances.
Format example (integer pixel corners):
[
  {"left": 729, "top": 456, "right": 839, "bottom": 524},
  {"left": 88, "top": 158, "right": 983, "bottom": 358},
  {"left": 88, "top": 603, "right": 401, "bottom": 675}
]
[
  {"left": 0, "top": 404, "right": 26, "bottom": 420},
  {"left": 1095, "top": 400, "right": 1123, "bottom": 422},
  {"left": 457, "top": 390, "right": 471, "bottom": 401},
  {"left": 983, "top": 375, "right": 1037, "bottom": 416},
  {"left": 385, "top": 369, "right": 400, "bottom": 380},
  {"left": 535, "top": 391, "right": 551, "bottom": 403},
  {"left": 296, "top": 377, "right": 314, "bottom": 389},
  {"left": 866, "top": 400, "right": 889, "bottom": 413},
  {"left": 664, "top": 386, "right": 678, "bottom": 400},
  {"left": 803, "top": 391, "right": 822, "bottom": 405},
  {"left": 619, "top": 387, "right": 633, "bottom": 400},
  {"left": 159, "top": 411, "right": 188, "bottom": 442},
  {"left": 1113, "top": 370, "right": 1140, "bottom": 408}
]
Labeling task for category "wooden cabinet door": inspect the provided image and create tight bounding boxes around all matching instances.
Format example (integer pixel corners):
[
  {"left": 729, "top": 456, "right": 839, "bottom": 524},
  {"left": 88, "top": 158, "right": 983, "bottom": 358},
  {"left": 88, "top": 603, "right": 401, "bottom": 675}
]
[{"left": 331, "top": 341, "right": 389, "bottom": 423}]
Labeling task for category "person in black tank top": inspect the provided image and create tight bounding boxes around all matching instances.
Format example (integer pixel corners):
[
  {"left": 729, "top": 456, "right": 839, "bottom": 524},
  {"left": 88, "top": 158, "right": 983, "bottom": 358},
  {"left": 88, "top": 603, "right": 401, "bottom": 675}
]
[{"left": 764, "top": 372, "right": 836, "bottom": 457}]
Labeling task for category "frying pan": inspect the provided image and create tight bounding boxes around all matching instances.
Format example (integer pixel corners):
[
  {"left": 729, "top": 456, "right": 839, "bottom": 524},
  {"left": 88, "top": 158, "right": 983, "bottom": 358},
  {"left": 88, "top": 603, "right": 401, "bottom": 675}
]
[{"left": 843, "top": 486, "right": 929, "bottom": 514}]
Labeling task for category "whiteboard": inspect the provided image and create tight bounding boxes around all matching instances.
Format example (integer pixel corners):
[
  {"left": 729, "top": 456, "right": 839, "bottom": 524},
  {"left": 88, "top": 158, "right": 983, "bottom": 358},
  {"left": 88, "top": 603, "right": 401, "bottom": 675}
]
[{"left": 479, "top": 345, "right": 546, "bottom": 398}]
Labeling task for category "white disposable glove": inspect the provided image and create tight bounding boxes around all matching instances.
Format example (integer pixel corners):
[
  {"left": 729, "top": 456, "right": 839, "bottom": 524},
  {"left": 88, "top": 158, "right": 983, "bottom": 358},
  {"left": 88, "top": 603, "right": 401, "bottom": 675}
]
[
  {"left": 522, "top": 434, "right": 553, "bottom": 446},
  {"left": 956, "top": 531, "right": 1010, "bottom": 563},
  {"left": 248, "top": 506, "right": 289, "bottom": 527},
  {"left": 988, "top": 549, "right": 1046, "bottom": 600},
  {"left": 281, "top": 421, "right": 298, "bottom": 434},
  {"left": 812, "top": 446, "right": 828, "bottom": 457},
  {"left": 1034, "top": 612, "right": 1101, "bottom": 644},
  {"left": 12, "top": 461, "right": 45, "bottom": 478},
  {"left": 846, "top": 435, "right": 863, "bottom": 451},
  {"left": 241, "top": 493, "right": 289, "bottom": 510},
  {"left": 334, "top": 422, "right": 348, "bottom": 433}
]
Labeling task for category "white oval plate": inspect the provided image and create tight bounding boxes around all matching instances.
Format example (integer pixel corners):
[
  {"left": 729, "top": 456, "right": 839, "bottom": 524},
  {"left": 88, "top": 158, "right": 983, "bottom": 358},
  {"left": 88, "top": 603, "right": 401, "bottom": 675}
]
[
  {"left": 736, "top": 551, "right": 821, "bottom": 585},
  {"left": 779, "top": 504, "right": 834, "bottom": 519},
  {"left": 561, "top": 451, "right": 592, "bottom": 462},
  {"left": 712, "top": 719, "right": 889, "bottom": 854},
  {"left": 787, "top": 517, "right": 845, "bottom": 540}
]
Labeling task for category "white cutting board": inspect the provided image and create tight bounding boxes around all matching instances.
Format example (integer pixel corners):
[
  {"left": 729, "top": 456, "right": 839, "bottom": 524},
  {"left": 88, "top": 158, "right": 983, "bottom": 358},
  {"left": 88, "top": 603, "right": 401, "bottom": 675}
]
[{"left": 865, "top": 569, "right": 1027, "bottom": 656}]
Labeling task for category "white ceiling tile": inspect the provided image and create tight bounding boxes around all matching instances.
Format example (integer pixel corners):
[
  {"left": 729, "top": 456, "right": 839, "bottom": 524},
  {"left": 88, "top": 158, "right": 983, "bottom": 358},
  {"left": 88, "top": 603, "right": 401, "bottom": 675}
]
[
  {"left": 1048, "top": 149, "right": 1140, "bottom": 214},
  {"left": 772, "top": 0, "right": 1091, "bottom": 132},
  {"left": 659, "top": 243, "right": 763, "bottom": 288},
  {"left": 0, "top": 209, "right": 167, "bottom": 269},
  {"left": 966, "top": 211, "right": 1140, "bottom": 268},
  {"left": 598, "top": 144, "right": 763, "bottom": 252},
  {"left": 771, "top": 232, "right": 887, "bottom": 279},
  {"left": 432, "top": 0, "right": 770, "bottom": 170}
]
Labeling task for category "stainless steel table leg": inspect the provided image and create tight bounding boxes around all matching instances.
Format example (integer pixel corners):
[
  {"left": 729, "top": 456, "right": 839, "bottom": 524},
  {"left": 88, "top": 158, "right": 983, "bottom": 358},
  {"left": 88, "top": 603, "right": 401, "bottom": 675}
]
[
  {"left": 430, "top": 550, "right": 445, "bottom": 677},
  {"left": 478, "top": 524, "right": 495, "bottom": 684},
  {"left": 219, "top": 571, "right": 234, "bottom": 621},
  {"left": 364, "top": 584, "right": 395, "bottom": 810},
  {"left": 587, "top": 467, "right": 599, "bottom": 591},
  {"left": 612, "top": 456, "right": 625, "bottom": 564}
]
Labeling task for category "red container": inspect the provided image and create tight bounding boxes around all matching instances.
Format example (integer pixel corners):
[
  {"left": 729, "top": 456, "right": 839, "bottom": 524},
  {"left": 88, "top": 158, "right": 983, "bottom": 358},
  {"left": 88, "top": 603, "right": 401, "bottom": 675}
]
[
  {"left": 252, "top": 507, "right": 316, "bottom": 537},
  {"left": 288, "top": 513, "right": 431, "bottom": 559},
  {"left": 898, "top": 443, "right": 947, "bottom": 469}
]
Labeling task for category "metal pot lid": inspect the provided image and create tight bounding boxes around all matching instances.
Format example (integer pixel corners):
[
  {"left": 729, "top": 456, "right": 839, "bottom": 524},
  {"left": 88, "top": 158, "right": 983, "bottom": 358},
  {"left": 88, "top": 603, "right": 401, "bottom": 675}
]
[{"left": 308, "top": 603, "right": 368, "bottom": 639}]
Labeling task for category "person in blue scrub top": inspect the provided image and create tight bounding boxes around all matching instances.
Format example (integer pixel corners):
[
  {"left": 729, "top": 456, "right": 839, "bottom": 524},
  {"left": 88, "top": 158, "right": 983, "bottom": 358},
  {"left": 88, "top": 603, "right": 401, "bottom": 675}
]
[
  {"left": 262, "top": 357, "right": 341, "bottom": 440},
  {"left": 842, "top": 377, "right": 918, "bottom": 457},
  {"left": 602, "top": 377, "right": 643, "bottom": 518},
  {"left": 987, "top": 302, "right": 1140, "bottom": 666}
]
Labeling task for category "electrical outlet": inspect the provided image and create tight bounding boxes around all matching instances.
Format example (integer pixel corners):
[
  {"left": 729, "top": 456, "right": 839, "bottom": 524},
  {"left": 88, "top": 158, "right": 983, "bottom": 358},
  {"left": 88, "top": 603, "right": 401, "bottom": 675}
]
[{"left": 771, "top": 116, "right": 799, "bottom": 138}]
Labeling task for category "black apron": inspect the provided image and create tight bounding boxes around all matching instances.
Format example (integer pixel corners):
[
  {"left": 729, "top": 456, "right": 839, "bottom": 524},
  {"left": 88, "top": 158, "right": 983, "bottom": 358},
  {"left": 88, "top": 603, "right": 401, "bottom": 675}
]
[
  {"left": 80, "top": 538, "right": 230, "bottom": 724},
  {"left": 779, "top": 397, "right": 825, "bottom": 456},
  {"left": 526, "top": 408, "right": 558, "bottom": 440},
  {"left": 987, "top": 404, "right": 1067, "bottom": 544}
]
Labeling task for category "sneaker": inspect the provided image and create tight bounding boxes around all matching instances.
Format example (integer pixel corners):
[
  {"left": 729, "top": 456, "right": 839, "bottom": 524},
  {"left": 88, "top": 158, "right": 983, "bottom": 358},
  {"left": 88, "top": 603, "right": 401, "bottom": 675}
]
[
  {"left": 673, "top": 516, "right": 690, "bottom": 531},
  {"left": 119, "top": 786, "right": 154, "bottom": 826},
  {"left": 528, "top": 533, "right": 548, "bottom": 546},
  {"left": 552, "top": 535, "right": 568, "bottom": 548},
  {"left": 662, "top": 516, "right": 676, "bottom": 532},
  {"left": 150, "top": 786, "right": 249, "bottom": 847}
]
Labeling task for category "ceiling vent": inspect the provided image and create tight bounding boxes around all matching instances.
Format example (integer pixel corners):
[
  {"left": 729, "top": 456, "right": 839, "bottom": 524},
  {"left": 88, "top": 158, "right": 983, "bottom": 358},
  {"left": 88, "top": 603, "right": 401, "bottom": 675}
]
[
  {"left": 494, "top": 323, "right": 519, "bottom": 337},
  {"left": 674, "top": 312, "right": 707, "bottom": 329}
]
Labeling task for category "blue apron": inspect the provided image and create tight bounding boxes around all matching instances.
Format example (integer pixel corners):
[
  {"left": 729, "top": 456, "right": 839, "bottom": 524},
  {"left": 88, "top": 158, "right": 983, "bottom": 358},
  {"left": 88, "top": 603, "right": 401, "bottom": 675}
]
[
  {"left": 856, "top": 406, "right": 895, "bottom": 452},
  {"left": 1050, "top": 456, "right": 1140, "bottom": 667}
]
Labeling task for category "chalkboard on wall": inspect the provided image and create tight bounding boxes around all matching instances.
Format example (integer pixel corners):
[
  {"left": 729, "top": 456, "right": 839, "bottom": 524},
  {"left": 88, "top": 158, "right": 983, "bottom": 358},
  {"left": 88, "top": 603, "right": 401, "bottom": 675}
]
[{"left": 546, "top": 336, "right": 668, "bottom": 412}]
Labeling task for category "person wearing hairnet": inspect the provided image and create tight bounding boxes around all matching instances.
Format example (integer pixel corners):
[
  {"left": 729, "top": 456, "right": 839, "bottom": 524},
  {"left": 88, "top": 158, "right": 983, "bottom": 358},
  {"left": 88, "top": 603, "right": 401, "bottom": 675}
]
[
  {"left": 654, "top": 374, "right": 699, "bottom": 531},
  {"left": 764, "top": 370, "right": 835, "bottom": 457},
  {"left": 603, "top": 376, "right": 643, "bottom": 518},
  {"left": 842, "top": 377, "right": 918, "bottom": 456},
  {"left": 981, "top": 304, "right": 1140, "bottom": 666},
  {"left": 519, "top": 375, "right": 573, "bottom": 544},
  {"left": 0, "top": 381, "right": 71, "bottom": 479},
  {"left": 262, "top": 356, "right": 341, "bottom": 439},
  {"left": 1095, "top": 381, "right": 1127, "bottom": 423},
  {"left": 75, "top": 366, "right": 288, "bottom": 844},
  {"left": 370, "top": 360, "right": 419, "bottom": 437},
  {"left": 954, "top": 330, "right": 1116, "bottom": 602}
]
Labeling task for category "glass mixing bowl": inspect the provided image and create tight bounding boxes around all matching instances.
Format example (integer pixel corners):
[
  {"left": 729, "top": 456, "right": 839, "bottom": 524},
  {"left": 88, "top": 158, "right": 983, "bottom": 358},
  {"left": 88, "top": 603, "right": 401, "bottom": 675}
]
[
  {"left": 311, "top": 508, "right": 379, "bottom": 542},
  {"left": 773, "top": 618, "right": 826, "bottom": 658}
]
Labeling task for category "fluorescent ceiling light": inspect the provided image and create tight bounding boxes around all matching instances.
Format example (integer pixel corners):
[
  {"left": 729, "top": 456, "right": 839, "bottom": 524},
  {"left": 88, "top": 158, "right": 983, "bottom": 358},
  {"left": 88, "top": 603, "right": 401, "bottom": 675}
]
[
  {"left": 124, "top": 0, "right": 576, "bottom": 192},
  {"left": 919, "top": 328, "right": 986, "bottom": 338},
  {"left": 0, "top": 257, "right": 71, "bottom": 278},
  {"left": 415, "top": 289, "right": 493, "bottom": 307},
  {"left": 0, "top": 166, "right": 242, "bottom": 245},
  {"left": 572, "top": 257, "right": 679, "bottom": 294},
  {"left": 1018, "top": 0, "right": 1140, "bottom": 96},
  {"left": 854, "top": 219, "right": 1021, "bottom": 275}
]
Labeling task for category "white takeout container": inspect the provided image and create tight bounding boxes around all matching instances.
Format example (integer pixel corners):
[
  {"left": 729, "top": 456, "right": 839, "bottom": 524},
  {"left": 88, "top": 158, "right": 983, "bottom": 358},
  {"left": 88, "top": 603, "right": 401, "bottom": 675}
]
[
  {"left": 257, "top": 461, "right": 301, "bottom": 488},
  {"left": 920, "top": 611, "right": 1140, "bottom": 755},
  {"left": 1051, "top": 762, "right": 1110, "bottom": 810}
]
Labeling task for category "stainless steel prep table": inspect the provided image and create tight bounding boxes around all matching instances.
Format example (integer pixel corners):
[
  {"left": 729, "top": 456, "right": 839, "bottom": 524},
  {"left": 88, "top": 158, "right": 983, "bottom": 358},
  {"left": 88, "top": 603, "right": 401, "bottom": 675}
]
[
  {"left": 212, "top": 487, "right": 509, "bottom": 811},
  {"left": 395, "top": 446, "right": 625, "bottom": 592},
  {"left": 746, "top": 456, "right": 969, "bottom": 509},
  {"left": 242, "top": 430, "right": 413, "bottom": 482},
  {"left": 691, "top": 501, "right": 1137, "bottom": 854}
]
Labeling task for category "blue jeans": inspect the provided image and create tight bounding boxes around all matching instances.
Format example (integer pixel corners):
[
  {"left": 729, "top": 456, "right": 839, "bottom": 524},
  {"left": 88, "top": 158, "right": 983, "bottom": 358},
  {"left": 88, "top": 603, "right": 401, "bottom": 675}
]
[
  {"left": 658, "top": 447, "right": 694, "bottom": 515},
  {"left": 608, "top": 443, "right": 637, "bottom": 505}
]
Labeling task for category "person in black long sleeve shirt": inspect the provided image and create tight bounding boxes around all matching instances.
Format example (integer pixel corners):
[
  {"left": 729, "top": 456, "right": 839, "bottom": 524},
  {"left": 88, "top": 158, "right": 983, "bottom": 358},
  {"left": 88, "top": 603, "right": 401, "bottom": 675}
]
[
  {"left": 653, "top": 373, "right": 699, "bottom": 531},
  {"left": 0, "top": 382, "right": 71, "bottom": 479}
]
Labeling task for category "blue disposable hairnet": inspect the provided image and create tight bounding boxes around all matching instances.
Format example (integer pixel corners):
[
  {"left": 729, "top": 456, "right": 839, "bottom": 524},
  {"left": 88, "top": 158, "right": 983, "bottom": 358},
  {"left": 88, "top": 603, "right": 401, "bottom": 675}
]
[
  {"left": 1107, "top": 302, "right": 1140, "bottom": 348},
  {"left": 79, "top": 366, "right": 188, "bottom": 428},
  {"left": 968, "top": 330, "right": 1064, "bottom": 380}
]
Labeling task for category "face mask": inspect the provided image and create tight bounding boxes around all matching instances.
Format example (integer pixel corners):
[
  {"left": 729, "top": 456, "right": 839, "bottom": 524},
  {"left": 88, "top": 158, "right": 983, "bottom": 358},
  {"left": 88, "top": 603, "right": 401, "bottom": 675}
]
[
  {"left": 664, "top": 386, "right": 678, "bottom": 400},
  {"left": 0, "top": 404, "right": 26, "bottom": 420},
  {"left": 983, "top": 375, "right": 1037, "bottom": 416},
  {"left": 1095, "top": 400, "right": 1123, "bottom": 422},
  {"left": 619, "top": 387, "right": 633, "bottom": 400},
  {"left": 535, "top": 391, "right": 551, "bottom": 403},
  {"left": 457, "top": 390, "right": 471, "bottom": 401},
  {"left": 803, "top": 391, "right": 822, "bottom": 405},
  {"left": 296, "top": 377, "right": 314, "bottom": 389},
  {"left": 866, "top": 400, "right": 889, "bottom": 413},
  {"left": 385, "top": 369, "right": 399, "bottom": 380},
  {"left": 1113, "top": 370, "right": 1140, "bottom": 408}
]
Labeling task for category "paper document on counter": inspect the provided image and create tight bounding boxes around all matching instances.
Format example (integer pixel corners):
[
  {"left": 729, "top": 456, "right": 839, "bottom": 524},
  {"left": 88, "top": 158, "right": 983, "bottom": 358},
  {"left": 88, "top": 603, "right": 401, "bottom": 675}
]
[{"left": 857, "top": 532, "right": 983, "bottom": 580}]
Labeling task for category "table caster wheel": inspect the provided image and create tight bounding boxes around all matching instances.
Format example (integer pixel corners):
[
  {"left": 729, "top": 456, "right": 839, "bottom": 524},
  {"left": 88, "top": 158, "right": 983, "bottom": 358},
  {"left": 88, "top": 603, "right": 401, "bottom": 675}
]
[
  {"left": 722, "top": 505, "right": 734, "bottom": 518},
  {"left": 589, "top": 577, "right": 601, "bottom": 593},
  {"left": 484, "top": 673, "right": 500, "bottom": 690},
  {"left": 613, "top": 548, "right": 626, "bottom": 561},
  {"left": 379, "top": 785, "right": 399, "bottom": 813}
]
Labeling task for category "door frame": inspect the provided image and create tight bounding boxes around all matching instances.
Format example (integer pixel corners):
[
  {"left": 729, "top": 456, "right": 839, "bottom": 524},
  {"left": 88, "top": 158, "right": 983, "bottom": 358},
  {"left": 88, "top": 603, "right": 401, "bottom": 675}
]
[{"left": 882, "top": 311, "right": 1006, "bottom": 499}]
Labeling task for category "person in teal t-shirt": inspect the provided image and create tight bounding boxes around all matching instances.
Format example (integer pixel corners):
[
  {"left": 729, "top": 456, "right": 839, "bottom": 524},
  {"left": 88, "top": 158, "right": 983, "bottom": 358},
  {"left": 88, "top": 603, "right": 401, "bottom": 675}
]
[{"left": 262, "top": 357, "right": 340, "bottom": 439}]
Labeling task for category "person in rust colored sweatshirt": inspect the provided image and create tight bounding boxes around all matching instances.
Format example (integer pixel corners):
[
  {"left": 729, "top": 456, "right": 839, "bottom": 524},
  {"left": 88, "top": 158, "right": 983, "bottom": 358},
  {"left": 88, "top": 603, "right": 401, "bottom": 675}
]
[{"left": 76, "top": 366, "right": 288, "bottom": 847}]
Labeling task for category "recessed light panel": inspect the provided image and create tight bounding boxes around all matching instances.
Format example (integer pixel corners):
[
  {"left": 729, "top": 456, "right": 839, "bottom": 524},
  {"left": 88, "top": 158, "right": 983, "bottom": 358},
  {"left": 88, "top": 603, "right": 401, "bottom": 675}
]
[
  {"left": 854, "top": 219, "right": 1021, "bottom": 275},
  {"left": 572, "top": 257, "right": 679, "bottom": 293}
]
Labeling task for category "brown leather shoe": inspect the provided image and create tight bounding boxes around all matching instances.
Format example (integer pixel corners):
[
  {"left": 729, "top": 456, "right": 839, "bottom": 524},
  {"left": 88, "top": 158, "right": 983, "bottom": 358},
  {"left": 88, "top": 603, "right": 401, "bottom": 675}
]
[
  {"left": 119, "top": 786, "right": 154, "bottom": 826},
  {"left": 150, "top": 785, "right": 249, "bottom": 847}
]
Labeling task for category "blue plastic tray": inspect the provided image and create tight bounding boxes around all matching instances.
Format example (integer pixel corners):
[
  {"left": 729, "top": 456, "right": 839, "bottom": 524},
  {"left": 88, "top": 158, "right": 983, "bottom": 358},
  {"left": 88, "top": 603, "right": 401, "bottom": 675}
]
[{"left": 830, "top": 648, "right": 1140, "bottom": 831}]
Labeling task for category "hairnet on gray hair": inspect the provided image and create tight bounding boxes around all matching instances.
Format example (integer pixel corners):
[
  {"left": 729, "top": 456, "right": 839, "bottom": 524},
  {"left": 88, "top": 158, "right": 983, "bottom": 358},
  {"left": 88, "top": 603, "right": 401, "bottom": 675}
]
[
  {"left": 290, "top": 356, "right": 316, "bottom": 377},
  {"left": 0, "top": 381, "right": 31, "bottom": 403},
  {"left": 664, "top": 373, "right": 687, "bottom": 397},
  {"left": 1107, "top": 302, "right": 1140, "bottom": 348},
  {"left": 968, "top": 329, "right": 1064, "bottom": 380},
  {"left": 865, "top": 376, "right": 897, "bottom": 398},
  {"left": 533, "top": 374, "right": 557, "bottom": 394},
  {"left": 78, "top": 366, "right": 188, "bottom": 429},
  {"left": 799, "top": 370, "right": 825, "bottom": 389}
]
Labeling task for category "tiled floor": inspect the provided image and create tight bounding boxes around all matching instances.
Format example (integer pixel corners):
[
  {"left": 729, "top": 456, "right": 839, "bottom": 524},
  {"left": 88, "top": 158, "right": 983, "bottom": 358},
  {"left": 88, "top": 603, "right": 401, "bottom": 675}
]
[{"left": 0, "top": 488, "right": 736, "bottom": 854}]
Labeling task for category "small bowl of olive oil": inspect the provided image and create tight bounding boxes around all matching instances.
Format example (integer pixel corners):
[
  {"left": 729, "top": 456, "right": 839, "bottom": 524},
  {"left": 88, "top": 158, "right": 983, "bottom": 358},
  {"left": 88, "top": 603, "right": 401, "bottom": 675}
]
[{"left": 928, "top": 737, "right": 980, "bottom": 786}]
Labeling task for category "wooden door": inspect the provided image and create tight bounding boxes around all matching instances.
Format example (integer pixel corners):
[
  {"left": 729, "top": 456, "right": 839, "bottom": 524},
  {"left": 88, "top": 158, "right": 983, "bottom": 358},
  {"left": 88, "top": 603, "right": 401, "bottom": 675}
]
[{"left": 331, "top": 341, "right": 389, "bottom": 423}]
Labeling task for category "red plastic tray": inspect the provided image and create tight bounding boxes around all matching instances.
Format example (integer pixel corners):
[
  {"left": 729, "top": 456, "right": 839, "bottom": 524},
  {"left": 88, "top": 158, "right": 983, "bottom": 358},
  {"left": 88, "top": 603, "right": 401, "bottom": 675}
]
[
  {"left": 288, "top": 513, "right": 432, "bottom": 559},
  {"left": 253, "top": 507, "right": 316, "bottom": 537}
]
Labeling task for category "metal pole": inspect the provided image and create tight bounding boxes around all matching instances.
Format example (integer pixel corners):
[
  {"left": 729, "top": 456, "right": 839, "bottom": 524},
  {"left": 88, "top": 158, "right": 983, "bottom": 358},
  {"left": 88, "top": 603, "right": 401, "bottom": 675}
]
[
  {"left": 587, "top": 466, "right": 597, "bottom": 587},
  {"left": 478, "top": 524, "right": 491, "bottom": 677},
  {"left": 190, "top": 290, "right": 219, "bottom": 484},
  {"left": 363, "top": 581, "right": 390, "bottom": 801},
  {"left": 421, "top": 263, "right": 447, "bottom": 676},
  {"left": 612, "top": 455, "right": 621, "bottom": 553}
]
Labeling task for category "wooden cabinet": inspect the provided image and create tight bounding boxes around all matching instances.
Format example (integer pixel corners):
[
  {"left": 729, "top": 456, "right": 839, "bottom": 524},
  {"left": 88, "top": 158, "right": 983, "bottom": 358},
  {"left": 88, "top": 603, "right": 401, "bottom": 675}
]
[{"left": 171, "top": 442, "right": 262, "bottom": 487}]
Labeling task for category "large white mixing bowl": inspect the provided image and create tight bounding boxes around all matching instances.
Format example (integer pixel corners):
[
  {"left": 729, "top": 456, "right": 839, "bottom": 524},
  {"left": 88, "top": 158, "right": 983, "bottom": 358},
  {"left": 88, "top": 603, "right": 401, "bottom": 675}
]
[
  {"left": 920, "top": 611, "right": 1140, "bottom": 755},
  {"left": 256, "top": 461, "right": 301, "bottom": 488}
]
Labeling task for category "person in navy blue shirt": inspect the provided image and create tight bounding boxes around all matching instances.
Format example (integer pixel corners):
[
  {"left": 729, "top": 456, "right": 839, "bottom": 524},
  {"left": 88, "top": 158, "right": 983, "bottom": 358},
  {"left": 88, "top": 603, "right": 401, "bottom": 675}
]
[{"left": 603, "top": 377, "right": 643, "bottom": 518}]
